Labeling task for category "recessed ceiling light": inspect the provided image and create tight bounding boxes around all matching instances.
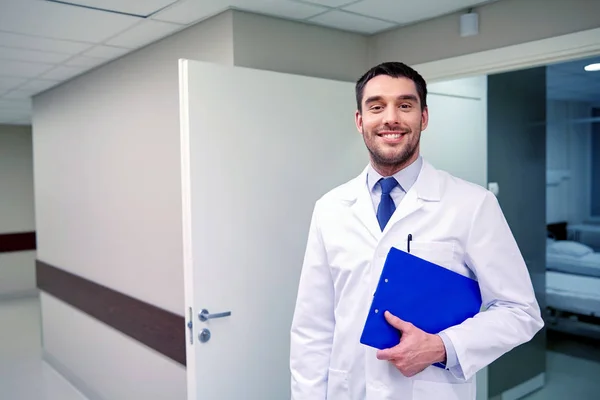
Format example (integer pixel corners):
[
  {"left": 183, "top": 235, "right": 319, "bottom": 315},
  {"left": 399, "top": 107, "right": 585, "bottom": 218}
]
[{"left": 584, "top": 63, "right": 600, "bottom": 72}]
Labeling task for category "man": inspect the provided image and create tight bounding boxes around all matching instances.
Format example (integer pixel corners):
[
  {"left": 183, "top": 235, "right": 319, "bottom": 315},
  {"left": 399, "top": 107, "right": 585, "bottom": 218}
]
[{"left": 289, "top": 62, "right": 544, "bottom": 399}]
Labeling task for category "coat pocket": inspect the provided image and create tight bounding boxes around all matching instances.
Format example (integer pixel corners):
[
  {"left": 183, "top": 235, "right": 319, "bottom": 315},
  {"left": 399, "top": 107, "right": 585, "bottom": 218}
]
[
  {"left": 408, "top": 240, "right": 475, "bottom": 279},
  {"left": 326, "top": 368, "right": 349, "bottom": 399},
  {"left": 408, "top": 241, "right": 455, "bottom": 267},
  {"left": 412, "top": 380, "right": 474, "bottom": 400}
]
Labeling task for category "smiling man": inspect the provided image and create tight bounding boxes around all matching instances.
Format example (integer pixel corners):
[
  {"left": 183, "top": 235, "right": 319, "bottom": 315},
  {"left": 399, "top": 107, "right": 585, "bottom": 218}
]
[
  {"left": 357, "top": 66, "right": 426, "bottom": 178},
  {"left": 290, "top": 62, "right": 543, "bottom": 399}
]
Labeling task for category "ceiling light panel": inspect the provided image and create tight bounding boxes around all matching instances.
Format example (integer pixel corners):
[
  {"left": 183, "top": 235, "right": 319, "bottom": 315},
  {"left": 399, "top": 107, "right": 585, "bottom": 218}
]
[
  {"left": 0, "top": 0, "right": 141, "bottom": 43},
  {"left": 549, "top": 56, "right": 600, "bottom": 73},
  {"left": 45, "top": 0, "right": 178, "bottom": 17},
  {"left": 584, "top": 63, "right": 600, "bottom": 72}
]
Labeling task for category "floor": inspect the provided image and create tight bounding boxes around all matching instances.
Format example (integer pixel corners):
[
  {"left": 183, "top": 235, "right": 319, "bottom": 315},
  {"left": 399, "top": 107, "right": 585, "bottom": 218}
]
[
  {"left": 0, "top": 295, "right": 87, "bottom": 400},
  {"left": 521, "top": 329, "right": 600, "bottom": 400},
  {"left": 521, "top": 351, "right": 600, "bottom": 400},
  {"left": 1, "top": 296, "right": 600, "bottom": 400},
  {"left": 546, "top": 328, "right": 600, "bottom": 363}
]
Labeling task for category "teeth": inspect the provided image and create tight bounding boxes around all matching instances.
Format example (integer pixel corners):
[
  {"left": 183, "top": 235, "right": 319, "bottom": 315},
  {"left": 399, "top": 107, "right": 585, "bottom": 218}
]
[{"left": 383, "top": 134, "right": 401, "bottom": 139}]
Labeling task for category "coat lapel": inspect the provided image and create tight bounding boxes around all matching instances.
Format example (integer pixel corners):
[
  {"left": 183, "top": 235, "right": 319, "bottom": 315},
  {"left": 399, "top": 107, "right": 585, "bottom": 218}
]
[
  {"left": 342, "top": 160, "right": 441, "bottom": 241},
  {"left": 382, "top": 160, "right": 441, "bottom": 235},
  {"left": 351, "top": 179, "right": 382, "bottom": 241},
  {"left": 340, "top": 166, "right": 381, "bottom": 241},
  {"left": 383, "top": 189, "right": 422, "bottom": 235}
]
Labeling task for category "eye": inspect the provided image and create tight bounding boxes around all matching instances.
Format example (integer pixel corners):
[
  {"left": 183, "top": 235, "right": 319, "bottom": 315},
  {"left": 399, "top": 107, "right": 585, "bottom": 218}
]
[
  {"left": 369, "top": 105, "right": 383, "bottom": 112},
  {"left": 399, "top": 104, "right": 412, "bottom": 109}
]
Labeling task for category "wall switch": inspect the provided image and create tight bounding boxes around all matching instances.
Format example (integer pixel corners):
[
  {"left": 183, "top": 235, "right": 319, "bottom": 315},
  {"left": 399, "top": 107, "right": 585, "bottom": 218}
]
[{"left": 488, "top": 182, "right": 499, "bottom": 196}]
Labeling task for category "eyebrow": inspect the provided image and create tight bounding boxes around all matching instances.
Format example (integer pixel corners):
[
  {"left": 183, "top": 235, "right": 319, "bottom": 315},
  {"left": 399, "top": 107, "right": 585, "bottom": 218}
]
[{"left": 364, "top": 94, "right": 419, "bottom": 105}]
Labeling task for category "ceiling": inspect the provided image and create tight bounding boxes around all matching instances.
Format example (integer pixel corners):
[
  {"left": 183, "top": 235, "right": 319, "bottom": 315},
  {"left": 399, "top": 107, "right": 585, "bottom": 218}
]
[
  {"left": 2, "top": 1, "right": 598, "bottom": 126},
  {"left": 546, "top": 55, "right": 600, "bottom": 104},
  {"left": 0, "top": 0, "right": 498, "bottom": 125}
]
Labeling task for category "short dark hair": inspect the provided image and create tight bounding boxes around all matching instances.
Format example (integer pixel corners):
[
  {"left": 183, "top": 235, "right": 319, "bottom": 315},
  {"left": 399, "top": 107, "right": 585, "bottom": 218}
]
[{"left": 355, "top": 62, "right": 427, "bottom": 112}]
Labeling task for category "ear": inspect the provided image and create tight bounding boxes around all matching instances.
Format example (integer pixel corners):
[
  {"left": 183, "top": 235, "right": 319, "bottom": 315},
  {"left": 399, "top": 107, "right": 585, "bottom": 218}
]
[
  {"left": 355, "top": 110, "right": 363, "bottom": 134},
  {"left": 421, "top": 106, "right": 429, "bottom": 131}
]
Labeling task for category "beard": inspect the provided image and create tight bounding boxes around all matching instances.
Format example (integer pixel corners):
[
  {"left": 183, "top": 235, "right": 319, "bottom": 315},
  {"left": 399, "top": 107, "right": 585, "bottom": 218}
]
[{"left": 363, "top": 123, "right": 421, "bottom": 170}]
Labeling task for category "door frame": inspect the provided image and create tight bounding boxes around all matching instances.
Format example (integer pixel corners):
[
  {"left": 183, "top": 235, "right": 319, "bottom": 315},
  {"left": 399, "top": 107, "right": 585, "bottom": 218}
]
[
  {"left": 414, "top": 27, "right": 600, "bottom": 83},
  {"left": 411, "top": 26, "right": 600, "bottom": 400}
]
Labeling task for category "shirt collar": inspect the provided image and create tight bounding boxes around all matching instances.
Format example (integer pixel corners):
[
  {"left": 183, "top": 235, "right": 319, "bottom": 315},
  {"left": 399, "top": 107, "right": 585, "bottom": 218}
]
[{"left": 367, "top": 156, "right": 423, "bottom": 193}]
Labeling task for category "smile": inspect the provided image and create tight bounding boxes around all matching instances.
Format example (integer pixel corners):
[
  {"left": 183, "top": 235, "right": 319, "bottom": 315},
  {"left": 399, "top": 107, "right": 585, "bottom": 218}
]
[{"left": 377, "top": 131, "right": 407, "bottom": 139}]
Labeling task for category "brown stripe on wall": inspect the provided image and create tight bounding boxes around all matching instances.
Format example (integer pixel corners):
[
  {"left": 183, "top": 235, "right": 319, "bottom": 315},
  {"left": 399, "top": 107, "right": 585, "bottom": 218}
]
[
  {"left": 36, "top": 260, "right": 186, "bottom": 366},
  {"left": 0, "top": 231, "right": 36, "bottom": 253}
]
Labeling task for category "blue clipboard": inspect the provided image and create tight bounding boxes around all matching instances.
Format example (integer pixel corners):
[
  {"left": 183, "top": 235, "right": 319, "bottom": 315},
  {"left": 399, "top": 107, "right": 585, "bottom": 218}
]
[{"left": 360, "top": 246, "right": 482, "bottom": 351}]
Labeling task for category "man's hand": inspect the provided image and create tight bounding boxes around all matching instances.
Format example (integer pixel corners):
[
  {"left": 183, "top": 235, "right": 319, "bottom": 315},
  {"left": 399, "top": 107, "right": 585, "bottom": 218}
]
[{"left": 376, "top": 311, "right": 446, "bottom": 377}]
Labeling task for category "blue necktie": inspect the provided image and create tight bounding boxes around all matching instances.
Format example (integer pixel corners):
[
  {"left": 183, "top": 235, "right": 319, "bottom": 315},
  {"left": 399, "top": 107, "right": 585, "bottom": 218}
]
[{"left": 377, "top": 177, "right": 398, "bottom": 231}]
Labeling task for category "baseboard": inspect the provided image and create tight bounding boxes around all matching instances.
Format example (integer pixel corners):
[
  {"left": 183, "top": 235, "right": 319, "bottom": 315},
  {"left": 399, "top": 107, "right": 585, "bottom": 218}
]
[
  {"left": 500, "top": 372, "right": 545, "bottom": 400},
  {"left": 43, "top": 350, "right": 106, "bottom": 400},
  {"left": 0, "top": 289, "right": 39, "bottom": 302}
]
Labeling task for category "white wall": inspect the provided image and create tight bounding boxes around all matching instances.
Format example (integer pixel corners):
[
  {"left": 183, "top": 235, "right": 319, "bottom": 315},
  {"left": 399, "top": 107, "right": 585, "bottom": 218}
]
[
  {"left": 0, "top": 125, "right": 35, "bottom": 234},
  {"left": 0, "top": 124, "right": 36, "bottom": 298},
  {"left": 32, "top": 11, "right": 234, "bottom": 400},
  {"left": 369, "top": 0, "right": 600, "bottom": 67},
  {"left": 0, "top": 251, "right": 36, "bottom": 298},
  {"left": 232, "top": 11, "right": 368, "bottom": 82},
  {"left": 546, "top": 100, "right": 592, "bottom": 225}
]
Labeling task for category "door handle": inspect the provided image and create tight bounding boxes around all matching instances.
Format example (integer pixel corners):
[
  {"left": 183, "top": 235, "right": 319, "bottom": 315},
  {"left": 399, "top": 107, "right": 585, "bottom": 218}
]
[{"left": 199, "top": 309, "right": 231, "bottom": 322}]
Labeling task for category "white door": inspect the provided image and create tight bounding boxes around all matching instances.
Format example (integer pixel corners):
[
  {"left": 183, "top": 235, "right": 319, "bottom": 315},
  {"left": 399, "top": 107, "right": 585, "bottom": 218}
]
[
  {"left": 178, "top": 60, "right": 366, "bottom": 399},
  {"left": 423, "top": 77, "right": 488, "bottom": 188}
]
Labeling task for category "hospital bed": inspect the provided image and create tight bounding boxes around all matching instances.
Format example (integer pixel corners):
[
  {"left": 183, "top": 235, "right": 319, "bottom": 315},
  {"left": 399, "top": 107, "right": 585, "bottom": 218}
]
[
  {"left": 567, "top": 223, "right": 600, "bottom": 244},
  {"left": 546, "top": 241, "right": 600, "bottom": 316},
  {"left": 545, "top": 222, "right": 600, "bottom": 339}
]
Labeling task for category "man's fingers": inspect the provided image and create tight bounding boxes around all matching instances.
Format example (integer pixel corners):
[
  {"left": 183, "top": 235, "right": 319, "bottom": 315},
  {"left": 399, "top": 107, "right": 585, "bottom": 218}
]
[
  {"left": 384, "top": 311, "right": 412, "bottom": 332},
  {"left": 376, "top": 348, "right": 394, "bottom": 361}
]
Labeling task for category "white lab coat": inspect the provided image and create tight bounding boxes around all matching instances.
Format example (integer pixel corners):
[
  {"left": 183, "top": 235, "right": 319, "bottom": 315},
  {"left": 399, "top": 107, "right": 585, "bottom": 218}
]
[{"left": 290, "top": 159, "right": 544, "bottom": 400}]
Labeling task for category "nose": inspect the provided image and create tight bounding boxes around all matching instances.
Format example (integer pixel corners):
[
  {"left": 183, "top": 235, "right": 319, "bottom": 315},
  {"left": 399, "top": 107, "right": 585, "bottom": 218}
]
[{"left": 382, "top": 106, "right": 400, "bottom": 126}]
